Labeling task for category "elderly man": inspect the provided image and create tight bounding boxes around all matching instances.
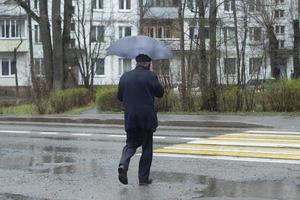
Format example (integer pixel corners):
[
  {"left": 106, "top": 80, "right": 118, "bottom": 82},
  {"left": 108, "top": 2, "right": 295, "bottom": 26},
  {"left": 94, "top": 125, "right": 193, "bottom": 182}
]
[{"left": 117, "top": 54, "right": 164, "bottom": 186}]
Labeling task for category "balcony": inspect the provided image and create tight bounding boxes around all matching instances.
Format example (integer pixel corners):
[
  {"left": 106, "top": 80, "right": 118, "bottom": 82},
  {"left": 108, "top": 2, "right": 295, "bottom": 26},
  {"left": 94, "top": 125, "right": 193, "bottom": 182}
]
[
  {"left": 144, "top": 7, "right": 178, "bottom": 19},
  {"left": 0, "top": 39, "right": 28, "bottom": 52}
]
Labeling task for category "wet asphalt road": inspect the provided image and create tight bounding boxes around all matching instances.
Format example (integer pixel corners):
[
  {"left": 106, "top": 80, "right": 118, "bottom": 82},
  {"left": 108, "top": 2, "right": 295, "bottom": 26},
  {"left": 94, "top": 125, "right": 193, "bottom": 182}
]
[{"left": 0, "top": 122, "right": 300, "bottom": 200}]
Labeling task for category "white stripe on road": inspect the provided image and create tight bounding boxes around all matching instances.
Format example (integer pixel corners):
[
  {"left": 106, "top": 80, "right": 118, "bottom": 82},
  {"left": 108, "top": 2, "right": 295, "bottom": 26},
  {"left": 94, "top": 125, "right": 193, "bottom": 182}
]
[
  {"left": 246, "top": 130, "right": 300, "bottom": 135},
  {"left": 71, "top": 133, "right": 93, "bottom": 137},
  {"left": 39, "top": 132, "right": 59, "bottom": 135},
  {"left": 179, "top": 137, "right": 199, "bottom": 140},
  {"left": 0, "top": 130, "right": 31, "bottom": 134},
  {"left": 107, "top": 135, "right": 126, "bottom": 138},
  {"left": 106, "top": 134, "right": 199, "bottom": 140},
  {"left": 153, "top": 153, "right": 300, "bottom": 164}
]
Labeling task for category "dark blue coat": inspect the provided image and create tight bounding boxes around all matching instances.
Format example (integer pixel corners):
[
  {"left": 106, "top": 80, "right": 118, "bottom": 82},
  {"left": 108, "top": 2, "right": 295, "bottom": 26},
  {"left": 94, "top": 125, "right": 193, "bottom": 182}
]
[{"left": 117, "top": 65, "right": 164, "bottom": 131}]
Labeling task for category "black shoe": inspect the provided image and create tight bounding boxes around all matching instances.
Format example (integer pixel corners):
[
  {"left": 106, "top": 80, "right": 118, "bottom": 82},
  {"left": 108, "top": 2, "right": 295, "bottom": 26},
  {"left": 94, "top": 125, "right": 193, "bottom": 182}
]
[
  {"left": 118, "top": 165, "right": 128, "bottom": 185},
  {"left": 139, "top": 179, "right": 152, "bottom": 186}
]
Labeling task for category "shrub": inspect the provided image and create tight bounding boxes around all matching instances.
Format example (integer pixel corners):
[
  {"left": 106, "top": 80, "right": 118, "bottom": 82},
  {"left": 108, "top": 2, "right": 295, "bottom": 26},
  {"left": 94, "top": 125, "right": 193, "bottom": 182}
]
[
  {"left": 96, "top": 86, "right": 122, "bottom": 112},
  {"left": 156, "top": 89, "right": 181, "bottom": 112},
  {"left": 48, "top": 88, "right": 92, "bottom": 113},
  {"left": 261, "top": 79, "right": 300, "bottom": 112}
]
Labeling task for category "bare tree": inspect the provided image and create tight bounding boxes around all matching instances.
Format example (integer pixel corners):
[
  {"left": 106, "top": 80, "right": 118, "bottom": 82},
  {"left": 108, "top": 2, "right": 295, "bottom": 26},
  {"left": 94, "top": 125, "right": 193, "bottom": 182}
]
[
  {"left": 178, "top": 0, "right": 188, "bottom": 110},
  {"left": 208, "top": 0, "right": 218, "bottom": 111},
  {"left": 73, "top": 0, "right": 110, "bottom": 88},
  {"left": 15, "top": 0, "right": 72, "bottom": 91}
]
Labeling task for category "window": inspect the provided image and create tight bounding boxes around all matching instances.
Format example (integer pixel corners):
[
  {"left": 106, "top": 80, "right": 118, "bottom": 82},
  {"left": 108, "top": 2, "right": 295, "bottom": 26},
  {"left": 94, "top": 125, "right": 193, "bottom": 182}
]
[
  {"left": 278, "top": 40, "right": 285, "bottom": 48},
  {"left": 224, "top": 27, "right": 235, "bottom": 46},
  {"left": 157, "top": 26, "right": 171, "bottom": 38},
  {"left": 71, "top": 22, "right": 75, "bottom": 31},
  {"left": 149, "top": 0, "right": 179, "bottom": 7},
  {"left": 1, "top": 59, "right": 15, "bottom": 76},
  {"left": 119, "top": 0, "right": 131, "bottom": 10},
  {"left": 275, "top": 10, "right": 284, "bottom": 18},
  {"left": 224, "top": 58, "right": 236, "bottom": 75},
  {"left": 70, "top": 39, "right": 76, "bottom": 48},
  {"left": 34, "top": 58, "right": 45, "bottom": 76},
  {"left": 275, "top": 0, "right": 284, "bottom": 4},
  {"left": 91, "top": 26, "right": 105, "bottom": 42},
  {"left": 224, "top": 0, "right": 234, "bottom": 12},
  {"left": 92, "top": 0, "right": 103, "bottom": 9},
  {"left": 118, "top": 58, "right": 132, "bottom": 75},
  {"left": 249, "top": 58, "right": 262, "bottom": 75},
  {"left": 0, "top": 19, "right": 25, "bottom": 38},
  {"left": 275, "top": 25, "right": 285, "bottom": 34},
  {"left": 189, "top": 26, "right": 209, "bottom": 39},
  {"left": 148, "top": 27, "right": 156, "bottom": 38},
  {"left": 95, "top": 58, "right": 105, "bottom": 75},
  {"left": 249, "top": 0, "right": 261, "bottom": 12},
  {"left": 34, "top": 25, "right": 41, "bottom": 43},
  {"left": 119, "top": 26, "right": 131, "bottom": 39},
  {"left": 249, "top": 27, "right": 262, "bottom": 41},
  {"left": 34, "top": 0, "right": 38, "bottom": 9}
]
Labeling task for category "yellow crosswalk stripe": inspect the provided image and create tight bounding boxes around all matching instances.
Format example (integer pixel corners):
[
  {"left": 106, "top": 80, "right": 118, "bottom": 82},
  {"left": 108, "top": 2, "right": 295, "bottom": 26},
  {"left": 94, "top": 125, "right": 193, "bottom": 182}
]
[
  {"left": 213, "top": 133, "right": 300, "bottom": 140},
  {"left": 172, "top": 144, "right": 300, "bottom": 153},
  {"left": 154, "top": 148, "right": 300, "bottom": 160},
  {"left": 154, "top": 131, "right": 300, "bottom": 161}
]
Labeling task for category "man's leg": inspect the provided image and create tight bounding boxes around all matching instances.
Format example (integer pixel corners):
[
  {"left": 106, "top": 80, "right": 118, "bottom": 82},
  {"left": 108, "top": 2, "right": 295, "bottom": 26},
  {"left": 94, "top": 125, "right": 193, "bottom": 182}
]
[
  {"left": 119, "top": 129, "right": 141, "bottom": 184},
  {"left": 119, "top": 129, "right": 141, "bottom": 168},
  {"left": 138, "top": 129, "right": 153, "bottom": 184}
]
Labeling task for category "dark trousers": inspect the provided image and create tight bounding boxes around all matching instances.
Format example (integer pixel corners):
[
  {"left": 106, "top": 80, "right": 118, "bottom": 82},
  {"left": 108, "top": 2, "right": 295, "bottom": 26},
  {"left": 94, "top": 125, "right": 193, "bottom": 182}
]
[{"left": 119, "top": 128, "right": 153, "bottom": 183}]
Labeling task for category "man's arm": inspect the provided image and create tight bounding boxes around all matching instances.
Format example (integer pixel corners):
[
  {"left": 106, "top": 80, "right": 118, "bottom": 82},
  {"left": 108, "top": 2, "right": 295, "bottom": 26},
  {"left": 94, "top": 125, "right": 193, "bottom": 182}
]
[
  {"left": 151, "top": 74, "right": 164, "bottom": 98},
  {"left": 117, "top": 78, "right": 123, "bottom": 102}
]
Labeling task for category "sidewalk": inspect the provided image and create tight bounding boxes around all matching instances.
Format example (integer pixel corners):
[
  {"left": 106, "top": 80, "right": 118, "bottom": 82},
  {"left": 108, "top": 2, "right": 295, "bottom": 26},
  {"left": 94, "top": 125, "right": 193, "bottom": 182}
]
[{"left": 0, "top": 112, "right": 300, "bottom": 130}]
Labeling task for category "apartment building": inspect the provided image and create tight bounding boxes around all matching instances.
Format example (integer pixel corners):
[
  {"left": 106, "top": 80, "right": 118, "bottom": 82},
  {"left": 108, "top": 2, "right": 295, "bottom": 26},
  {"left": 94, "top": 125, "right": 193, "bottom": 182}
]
[
  {"left": 142, "top": 0, "right": 298, "bottom": 85},
  {"left": 0, "top": 0, "right": 298, "bottom": 91}
]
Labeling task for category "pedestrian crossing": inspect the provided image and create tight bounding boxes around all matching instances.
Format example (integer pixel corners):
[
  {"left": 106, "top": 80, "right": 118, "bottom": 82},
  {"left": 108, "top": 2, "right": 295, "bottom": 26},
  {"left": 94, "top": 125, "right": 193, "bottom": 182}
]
[{"left": 154, "top": 130, "right": 300, "bottom": 163}]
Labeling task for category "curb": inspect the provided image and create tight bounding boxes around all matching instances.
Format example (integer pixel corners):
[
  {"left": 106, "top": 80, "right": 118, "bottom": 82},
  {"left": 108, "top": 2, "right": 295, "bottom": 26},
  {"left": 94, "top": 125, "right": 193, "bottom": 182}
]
[{"left": 0, "top": 116, "right": 272, "bottom": 129}]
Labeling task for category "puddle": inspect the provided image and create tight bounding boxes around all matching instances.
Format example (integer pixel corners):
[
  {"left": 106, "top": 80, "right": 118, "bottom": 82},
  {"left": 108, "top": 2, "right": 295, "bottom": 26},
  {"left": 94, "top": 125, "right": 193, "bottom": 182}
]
[
  {"left": 0, "top": 193, "right": 49, "bottom": 200},
  {"left": 199, "top": 177, "right": 300, "bottom": 200},
  {"left": 152, "top": 171, "right": 300, "bottom": 200}
]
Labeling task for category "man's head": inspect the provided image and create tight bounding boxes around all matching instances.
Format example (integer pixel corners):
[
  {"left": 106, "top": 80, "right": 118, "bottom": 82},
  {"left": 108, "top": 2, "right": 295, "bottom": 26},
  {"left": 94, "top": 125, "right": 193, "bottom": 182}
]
[{"left": 136, "top": 54, "right": 152, "bottom": 69}]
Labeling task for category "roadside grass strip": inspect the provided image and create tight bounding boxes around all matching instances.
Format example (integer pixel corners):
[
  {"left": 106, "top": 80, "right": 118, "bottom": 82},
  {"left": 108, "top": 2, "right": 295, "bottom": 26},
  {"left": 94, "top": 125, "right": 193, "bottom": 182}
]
[{"left": 154, "top": 131, "right": 300, "bottom": 161}]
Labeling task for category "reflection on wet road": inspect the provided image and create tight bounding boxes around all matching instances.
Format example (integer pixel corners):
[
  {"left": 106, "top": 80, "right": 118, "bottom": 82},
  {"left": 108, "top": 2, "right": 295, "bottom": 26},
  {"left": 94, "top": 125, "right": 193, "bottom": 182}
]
[{"left": 0, "top": 125, "right": 300, "bottom": 200}]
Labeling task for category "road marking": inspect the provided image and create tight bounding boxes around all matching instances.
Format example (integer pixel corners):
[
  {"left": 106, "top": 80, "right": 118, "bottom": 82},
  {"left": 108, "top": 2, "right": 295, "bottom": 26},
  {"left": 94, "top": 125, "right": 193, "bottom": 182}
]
[
  {"left": 163, "top": 146, "right": 300, "bottom": 155},
  {"left": 188, "top": 140, "right": 300, "bottom": 148},
  {"left": 71, "top": 133, "right": 93, "bottom": 137},
  {"left": 107, "top": 135, "right": 126, "bottom": 138},
  {"left": 246, "top": 130, "right": 300, "bottom": 135},
  {"left": 155, "top": 130, "right": 300, "bottom": 163},
  {"left": 39, "top": 132, "right": 59, "bottom": 135},
  {"left": 0, "top": 130, "right": 31, "bottom": 134},
  {"left": 214, "top": 133, "right": 300, "bottom": 140},
  {"left": 153, "top": 153, "right": 300, "bottom": 164},
  {"left": 179, "top": 137, "right": 199, "bottom": 140}
]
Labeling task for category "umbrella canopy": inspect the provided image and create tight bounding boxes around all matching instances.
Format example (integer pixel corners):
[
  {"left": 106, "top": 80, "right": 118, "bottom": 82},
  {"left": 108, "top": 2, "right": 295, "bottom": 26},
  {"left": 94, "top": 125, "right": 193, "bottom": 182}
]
[{"left": 106, "top": 36, "right": 172, "bottom": 60}]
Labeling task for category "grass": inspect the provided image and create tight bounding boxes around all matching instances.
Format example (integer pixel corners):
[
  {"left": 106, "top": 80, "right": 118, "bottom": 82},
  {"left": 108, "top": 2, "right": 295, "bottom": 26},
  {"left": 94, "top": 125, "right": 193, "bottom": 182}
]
[
  {"left": 0, "top": 104, "right": 37, "bottom": 115},
  {"left": 63, "top": 103, "right": 96, "bottom": 115}
]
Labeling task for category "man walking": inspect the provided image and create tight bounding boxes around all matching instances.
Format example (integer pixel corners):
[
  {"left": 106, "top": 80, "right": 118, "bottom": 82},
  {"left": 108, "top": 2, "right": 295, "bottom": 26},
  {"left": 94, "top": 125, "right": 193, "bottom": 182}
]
[{"left": 117, "top": 54, "right": 164, "bottom": 186}]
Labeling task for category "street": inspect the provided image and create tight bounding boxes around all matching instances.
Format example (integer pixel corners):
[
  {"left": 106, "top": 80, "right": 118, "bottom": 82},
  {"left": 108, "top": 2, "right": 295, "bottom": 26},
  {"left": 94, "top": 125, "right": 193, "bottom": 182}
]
[{"left": 0, "top": 122, "right": 300, "bottom": 200}]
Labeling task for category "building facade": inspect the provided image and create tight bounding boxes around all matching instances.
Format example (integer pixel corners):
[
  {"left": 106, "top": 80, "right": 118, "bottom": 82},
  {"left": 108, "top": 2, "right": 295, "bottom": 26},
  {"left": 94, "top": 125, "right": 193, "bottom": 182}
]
[{"left": 0, "top": 0, "right": 298, "bottom": 91}]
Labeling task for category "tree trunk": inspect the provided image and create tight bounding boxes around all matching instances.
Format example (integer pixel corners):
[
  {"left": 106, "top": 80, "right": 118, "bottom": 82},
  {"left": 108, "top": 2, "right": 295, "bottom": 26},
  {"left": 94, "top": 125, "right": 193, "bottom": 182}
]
[
  {"left": 293, "top": 20, "right": 300, "bottom": 78},
  {"left": 241, "top": 6, "right": 248, "bottom": 86},
  {"left": 232, "top": 0, "right": 242, "bottom": 111},
  {"left": 208, "top": 0, "right": 218, "bottom": 111},
  {"left": 266, "top": 25, "right": 278, "bottom": 78},
  {"left": 198, "top": 0, "right": 209, "bottom": 110},
  {"left": 63, "top": 0, "right": 73, "bottom": 87},
  {"left": 39, "top": 0, "right": 53, "bottom": 91},
  {"left": 179, "top": 1, "right": 187, "bottom": 111},
  {"left": 27, "top": 0, "right": 37, "bottom": 97},
  {"left": 52, "top": 0, "right": 63, "bottom": 90}
]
